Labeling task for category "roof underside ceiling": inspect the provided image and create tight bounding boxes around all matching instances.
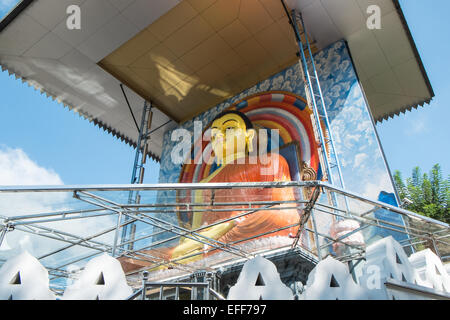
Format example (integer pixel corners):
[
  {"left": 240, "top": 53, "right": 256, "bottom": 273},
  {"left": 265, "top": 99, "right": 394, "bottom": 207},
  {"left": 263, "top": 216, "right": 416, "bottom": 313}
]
[{"left": 0, "top": 0, "right": 434, "bottom": 161}]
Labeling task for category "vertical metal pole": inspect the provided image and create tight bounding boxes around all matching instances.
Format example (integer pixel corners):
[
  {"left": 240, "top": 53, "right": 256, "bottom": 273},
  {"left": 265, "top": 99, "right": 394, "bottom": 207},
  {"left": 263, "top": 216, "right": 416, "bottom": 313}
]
[
  {"left": 431, "top": 236, "right": 441, "bottom": 258},
  {"left": 290, "top": 11, "right": 333, "bottom": 186},
  {"left": 205, "top": 272, "right": 212, "bottom": 300},
  {"left": 310, "top": 210, "right": 322, "bottom": 261},
  {"left": 175, "top": 286, "right": 180, "bottom": 300},
  {"left": 111, "top": 211, "right": 122, "bottom": 257},
  {"left": 288, "top": 7, "right": 350, "bottom": 214},
  {"left": 141, "top": 271, "right": 148, "bottom": 301},
  {"left": 0, "top": 226, "right": 8, "bottom": 248},
  {"left": 191, "top": 273, "right": 198, "bottom": 300},
  {"left": 121, "top": 101, "right": 153, "bottom": 250},
  {"left": 159, "top": 286, "right": 164, "bottom": 300}
]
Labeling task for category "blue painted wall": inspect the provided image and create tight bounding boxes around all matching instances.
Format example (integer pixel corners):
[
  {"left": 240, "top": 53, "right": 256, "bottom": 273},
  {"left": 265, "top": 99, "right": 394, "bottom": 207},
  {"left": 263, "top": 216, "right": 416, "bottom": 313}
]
[{"left": 152, "top": 40, "right": 410, "bottom": 248}]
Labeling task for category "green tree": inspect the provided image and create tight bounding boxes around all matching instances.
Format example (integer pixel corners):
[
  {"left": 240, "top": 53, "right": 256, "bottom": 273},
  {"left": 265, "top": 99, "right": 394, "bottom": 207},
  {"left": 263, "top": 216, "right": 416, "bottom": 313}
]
[{"left": 393, "top": 164, "right": 449, "bottom": 223}]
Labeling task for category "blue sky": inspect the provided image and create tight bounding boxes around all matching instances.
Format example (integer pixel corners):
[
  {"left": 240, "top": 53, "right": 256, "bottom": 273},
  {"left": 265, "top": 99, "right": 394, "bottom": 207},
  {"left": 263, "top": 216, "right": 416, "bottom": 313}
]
[
  {"left": 0, "top": 0, "right": 20, "bottom": 17},
  {"left": 0, "top": 0, "right": 448, "bottom": 187},
  {"left": 376, "top": 0, "right": 450, "bottom": 178},
  {"left": 0, "top": 2, "right": 160, "bottom": 186}
]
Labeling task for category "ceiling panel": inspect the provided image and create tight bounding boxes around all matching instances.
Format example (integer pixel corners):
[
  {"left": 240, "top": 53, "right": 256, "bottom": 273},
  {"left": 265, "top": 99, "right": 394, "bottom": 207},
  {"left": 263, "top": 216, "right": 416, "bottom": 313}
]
[
  {"left": 99, "top": 0, "right": 309, "bottom": 123},
  {"left": 393, "top": 58, "right": 430, "bottom": 98},
  {"left": 299, "top": 0, "right": 341, "bottom": 48},
  {"left": 148, "top": 0, "right": 197, "bottom": 42},
  {"left": 52, "top": 0, "right": 120, "bottom": 48},
  {"left": 346, "top": 28, "right": 391, "bottom": 79},
  {"left": 369, "top": 69, "right": 404, "bottom": 95},
  {"left": 77, "top": 14, "right": 139, "bottom": 62},
  {"left": 121, "top": 0, "right": 180, "bottom": 30},
  {"left": 259, "top": 0, "right": 288, "bottom": 20},
  {"left": 58, "top": 50, "right": 95, "bottom": 84},
  {"left": 108, "top": 0, "right": 135, "bottom": 12},
  {"left": 0, "top": 0, "right": 434, "bottom": 160},
  {"left": 355, "top": 0, "right": 395, "bottom": 16},
  {"left": 201, "top": 0, "right": 240, "bottom": 32},
  {"left": 25, "top": 0, "right": 86, "bottom": 30},
  {"left": 179, "top": 33, "right": 233, "bottom": 71},
  {"left": 238, "top": 0, "right": 275, "bottom": 35},
  {"left": 100, "top": 29, "right": 159, "bottom": 67},
  {"left": 218, "top": 19, "right": 252, "bottom": 48},
  {"left": 162, "top": 15, "right": 215, "bottom": 58},
  {"left": 23, "top": 31, "right": 72, "bottom": 59},
  {"left": 372, "top": 11, "right": 415, "bottom": 67},
  {"left": 0, "top": 13, "right": 47, "bottom": 55},
  {"left": 321, "top": 0, "right": 365, "bottom": 36},
  {"left": 0, "top": 0, "right": 176, "bottom": 160},
  {"left": 185, "top": 0, "right": 217, "bottom": 13},
  {"left": 213, "top": 49, "right": 246, "bottom": 75}
]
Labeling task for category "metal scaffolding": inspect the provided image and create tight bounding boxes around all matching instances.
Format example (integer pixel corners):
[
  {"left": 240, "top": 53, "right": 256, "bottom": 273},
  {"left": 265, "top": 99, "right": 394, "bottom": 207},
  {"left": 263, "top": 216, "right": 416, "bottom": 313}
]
[
  {"left": 0, "top": 181, "right": 448, "bottom": 298},
  {"left": 279, "top": 4, "right": 354, "bottom": 257},
  {"left": 120, "top": 100, "right": 153, "bottom": 253}
]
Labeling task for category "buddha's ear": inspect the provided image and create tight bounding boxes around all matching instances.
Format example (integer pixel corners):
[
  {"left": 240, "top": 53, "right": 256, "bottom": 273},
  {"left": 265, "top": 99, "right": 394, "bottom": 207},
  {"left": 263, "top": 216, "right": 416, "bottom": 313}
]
[{"left": 246, "top": 129, "right": 256, "bottom": 152}]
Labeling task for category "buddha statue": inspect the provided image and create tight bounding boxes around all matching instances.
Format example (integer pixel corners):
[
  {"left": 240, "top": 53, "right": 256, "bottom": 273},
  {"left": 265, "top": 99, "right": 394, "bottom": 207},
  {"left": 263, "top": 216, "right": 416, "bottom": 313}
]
[{"left": 170, "top": 110, "right": 300, "bottom": 260}]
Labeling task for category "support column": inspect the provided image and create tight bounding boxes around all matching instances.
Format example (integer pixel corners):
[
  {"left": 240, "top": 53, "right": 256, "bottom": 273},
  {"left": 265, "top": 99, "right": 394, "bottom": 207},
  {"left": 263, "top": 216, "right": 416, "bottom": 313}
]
[
  {"left": 0, "top": 223, "right": 13, "bottom": 249},
  {"left": 120, "top": 101, "right": 153, "bottom": 253}
]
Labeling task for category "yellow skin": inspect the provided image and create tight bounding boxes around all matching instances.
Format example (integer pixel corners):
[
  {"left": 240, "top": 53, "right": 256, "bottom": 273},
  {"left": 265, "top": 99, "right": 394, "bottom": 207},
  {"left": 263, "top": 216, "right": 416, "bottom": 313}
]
[{"left": 171, "top": 113, "right": 256, "bottom": 260}]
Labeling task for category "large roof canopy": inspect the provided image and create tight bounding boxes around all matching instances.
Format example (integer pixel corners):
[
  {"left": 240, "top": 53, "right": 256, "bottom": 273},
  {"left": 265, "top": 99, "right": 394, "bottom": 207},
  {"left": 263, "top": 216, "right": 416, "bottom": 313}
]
[{"left": 0, "top": 0, "right": 433, "bottom": 160}]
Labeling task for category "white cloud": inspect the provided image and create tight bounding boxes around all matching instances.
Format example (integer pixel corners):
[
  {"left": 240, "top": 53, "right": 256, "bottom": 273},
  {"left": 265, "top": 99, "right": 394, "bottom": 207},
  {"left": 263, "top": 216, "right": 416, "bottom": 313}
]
[
  {"left": 0, "top": 147, "right": 63, "bottom": 186},
  {"left": 405, "top": 118, "right": 427, "bottom": 135},
  {"left": 346, "top": 170, "right": 395, "bottom": 214},
  {"left": 361, "top": 170, "right": 394, "bottom": 200},
  {"left": 0, "top": 147, "right": 115, "bottom": 270},
  {"left": 353, "top": 153, "right": 368, "bottom": 169}
]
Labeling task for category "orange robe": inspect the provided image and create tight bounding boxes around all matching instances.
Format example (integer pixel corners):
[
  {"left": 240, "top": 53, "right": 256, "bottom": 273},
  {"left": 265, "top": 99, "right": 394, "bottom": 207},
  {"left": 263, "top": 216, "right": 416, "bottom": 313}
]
[
  {"left": 119, "top": 154, "right": 300, "bottom": 272},
  {"left": 197, "top": 153, "right": 300, "bottom": 245}
]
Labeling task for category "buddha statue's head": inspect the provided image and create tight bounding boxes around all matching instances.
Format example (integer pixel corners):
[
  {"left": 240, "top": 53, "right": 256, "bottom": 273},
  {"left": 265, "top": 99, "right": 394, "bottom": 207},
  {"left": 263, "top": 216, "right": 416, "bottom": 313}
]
[{"left": 210, "top": 110, "right": 256, "bottom": 165}]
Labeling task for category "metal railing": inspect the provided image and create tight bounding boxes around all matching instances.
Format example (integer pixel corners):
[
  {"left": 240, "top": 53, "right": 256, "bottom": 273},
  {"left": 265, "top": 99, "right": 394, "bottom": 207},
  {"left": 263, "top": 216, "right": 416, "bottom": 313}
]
[{"left": 0, "top": 181, "right": 448, "bottom": 296}]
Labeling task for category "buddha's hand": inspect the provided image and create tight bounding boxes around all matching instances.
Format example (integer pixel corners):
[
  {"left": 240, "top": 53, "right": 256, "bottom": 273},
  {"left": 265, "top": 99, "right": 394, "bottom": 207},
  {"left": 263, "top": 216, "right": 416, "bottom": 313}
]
[{"left": 171, "top": 221, "right": 236, "bottom": 259}]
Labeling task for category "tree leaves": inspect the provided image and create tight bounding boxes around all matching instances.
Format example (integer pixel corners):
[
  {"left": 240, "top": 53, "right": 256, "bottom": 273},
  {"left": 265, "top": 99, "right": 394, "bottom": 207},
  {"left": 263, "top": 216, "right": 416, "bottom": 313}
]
[{"left": 394, "top": 164, "right": 449, "bottom": 223}]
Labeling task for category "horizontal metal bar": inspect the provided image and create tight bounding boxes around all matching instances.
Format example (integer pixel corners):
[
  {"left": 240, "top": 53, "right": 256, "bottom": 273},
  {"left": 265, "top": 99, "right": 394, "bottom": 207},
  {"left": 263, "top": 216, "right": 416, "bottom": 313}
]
[
  {"left": 48, "top": 251, "right": 102, "bottom": 281},
  {"left": 144, "top": 282, "right": 209, "bottom": 288},
  {"left": 127, "top": 289, "right": 143, "bottom": 300},
  {"left": 0, "top": 181, "right": 316, "bottom": 193},
  {"left": 120, "top": 203, "right": 279, "bottom": 258},
  {"left": 312, "top": 205, "right": 435, "bottom": 242},
  {"left": 14, "top": 224, "right": 112, "bottom": 253},
  {"left": 385, "top": 279, "right": 450, "bottom": 300},
  {"left": 209, "top": 288, "right": 226, "bottom": 300},
  {"left": 1, "top": 181, "right": 447, "bottom": 288},
  {"left": 0, "top": 181, "right": 446, "bottom": 228},
  {"left": 320, "top": 224, "right": 370, "bottom": 250},
  {"left": 75, "top": 192, "right": 252, "bottom": 263},
  {"left": 122, "top": 199, "right": 307, "bottom": 208},
  {"left": 319, "top": 182, "right": 449, "bottom": 228},
  {"left": 4, "top": 208, "right": 106, "bottom": 221},
  {"left": 11, "top": 212, "right": 115, "bottom": 226},
  {"left": 311, "top": 200, "right": 444, "bottom": 239}
]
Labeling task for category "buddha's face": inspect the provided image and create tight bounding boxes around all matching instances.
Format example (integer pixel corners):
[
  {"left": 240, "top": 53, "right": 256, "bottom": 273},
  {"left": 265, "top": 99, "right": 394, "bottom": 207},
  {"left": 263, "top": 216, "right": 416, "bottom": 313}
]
[{"left": 210, "top": 113, "right": 255, "bottom": 164}]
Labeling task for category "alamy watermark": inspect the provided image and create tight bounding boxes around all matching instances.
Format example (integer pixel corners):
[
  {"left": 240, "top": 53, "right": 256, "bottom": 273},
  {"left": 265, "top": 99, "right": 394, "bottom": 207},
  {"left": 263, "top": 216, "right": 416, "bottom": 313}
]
[
  {"left": 66, "top": 5, "right": 81, "bottom": 30},
  {"left": 367, "top": 5, "right": 382, "bottom": 30}
]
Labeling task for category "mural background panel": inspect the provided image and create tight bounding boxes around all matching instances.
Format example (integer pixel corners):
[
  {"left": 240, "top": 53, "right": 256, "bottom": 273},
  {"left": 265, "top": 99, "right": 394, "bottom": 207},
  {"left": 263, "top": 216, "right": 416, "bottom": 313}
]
[{"left": 155, "top": 40, "right": 409, "bottom": 248}]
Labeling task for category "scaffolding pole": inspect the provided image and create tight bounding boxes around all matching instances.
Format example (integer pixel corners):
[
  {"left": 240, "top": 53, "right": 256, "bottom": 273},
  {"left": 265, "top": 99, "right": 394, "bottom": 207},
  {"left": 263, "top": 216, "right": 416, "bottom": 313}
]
[
  {"left": 284, "top": 5, "right": 348, "bottom": 194},
  {"left": 0, "top": 181, "right": 447, "bottom": 294},
  {"left": 120, "top": 100, "right": 153, "bottom": 253}
]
